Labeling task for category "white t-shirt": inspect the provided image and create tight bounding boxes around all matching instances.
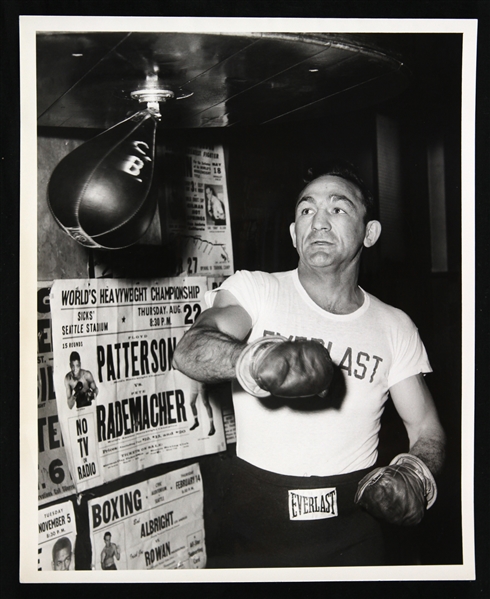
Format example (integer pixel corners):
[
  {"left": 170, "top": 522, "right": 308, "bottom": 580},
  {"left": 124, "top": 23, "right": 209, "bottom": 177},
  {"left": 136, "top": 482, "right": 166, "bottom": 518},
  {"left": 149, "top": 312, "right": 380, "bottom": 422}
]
[{"left": 205, "top": 269, "right": 432, "bottom": 476}]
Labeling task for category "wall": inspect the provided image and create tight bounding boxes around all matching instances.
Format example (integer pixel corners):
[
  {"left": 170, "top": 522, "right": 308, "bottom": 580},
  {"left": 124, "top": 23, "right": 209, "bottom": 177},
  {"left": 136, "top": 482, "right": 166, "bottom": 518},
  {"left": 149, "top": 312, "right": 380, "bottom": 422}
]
[{"left": 38, "top": 134, "right": 89, "bottom": 280}]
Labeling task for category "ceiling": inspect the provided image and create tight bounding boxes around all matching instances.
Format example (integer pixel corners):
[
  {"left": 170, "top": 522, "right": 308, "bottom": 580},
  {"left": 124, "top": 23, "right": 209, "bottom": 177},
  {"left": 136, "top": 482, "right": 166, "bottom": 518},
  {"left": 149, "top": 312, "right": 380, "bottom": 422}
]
[{"left": 36, "top": 32, "right": 411, "bottom": 130}]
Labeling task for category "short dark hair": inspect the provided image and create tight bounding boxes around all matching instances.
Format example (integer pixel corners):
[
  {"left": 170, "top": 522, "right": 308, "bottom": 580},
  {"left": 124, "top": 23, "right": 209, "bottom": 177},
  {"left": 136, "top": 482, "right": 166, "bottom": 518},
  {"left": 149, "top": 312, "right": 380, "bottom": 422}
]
[
  {"left": 69, "top": 351, "right": 81, "bottom": 363},
  {"left": 301, "top": 160, "right": 376, "bottom": 223},
  {"left": 104, "top": 532, "right": 112, "bottom": 539}
]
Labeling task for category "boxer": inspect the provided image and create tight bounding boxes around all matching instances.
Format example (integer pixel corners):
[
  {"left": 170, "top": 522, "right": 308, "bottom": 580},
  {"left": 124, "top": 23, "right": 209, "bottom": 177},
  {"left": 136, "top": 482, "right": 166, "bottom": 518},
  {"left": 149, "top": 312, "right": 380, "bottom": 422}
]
[
  {"left": 173, "top": 161, "right": 445, "bottom": 567},
  {"left": 100, "top": 532, "right": 120, "bottom": 570},
  {"left": 65, "top": 351, "right": 98, "bottom": 409}
]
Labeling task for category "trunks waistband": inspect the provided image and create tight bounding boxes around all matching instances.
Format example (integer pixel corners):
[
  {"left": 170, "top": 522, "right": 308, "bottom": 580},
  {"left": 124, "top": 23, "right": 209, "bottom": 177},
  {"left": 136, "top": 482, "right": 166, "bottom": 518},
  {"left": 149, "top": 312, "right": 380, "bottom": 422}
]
[{"left": 233, "top": 457, "right": 372, "bottom": 490}]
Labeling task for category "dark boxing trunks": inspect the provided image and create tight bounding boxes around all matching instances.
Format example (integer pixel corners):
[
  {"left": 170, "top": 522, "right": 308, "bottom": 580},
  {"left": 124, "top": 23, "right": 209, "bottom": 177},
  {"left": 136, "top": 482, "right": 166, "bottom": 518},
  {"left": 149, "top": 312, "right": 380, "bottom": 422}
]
[{"left": 217, "top": 457, "right": 385, "bottom": 568}]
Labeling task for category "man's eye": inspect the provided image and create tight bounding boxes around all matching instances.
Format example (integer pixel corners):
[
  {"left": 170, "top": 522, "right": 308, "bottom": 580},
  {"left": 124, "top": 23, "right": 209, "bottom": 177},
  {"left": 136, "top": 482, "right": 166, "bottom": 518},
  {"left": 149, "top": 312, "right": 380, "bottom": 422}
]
[
  {"left": 301, "top": 207, "right": 314, "bottom": 215},
  {"left": 332, "top": 207, "right": 346, "bottom": 214}
]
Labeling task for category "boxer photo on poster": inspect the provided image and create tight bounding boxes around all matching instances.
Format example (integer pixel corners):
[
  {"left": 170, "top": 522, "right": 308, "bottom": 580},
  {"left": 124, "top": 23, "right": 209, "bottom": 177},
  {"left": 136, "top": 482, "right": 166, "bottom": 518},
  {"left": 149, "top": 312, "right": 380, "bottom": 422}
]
[
  {"left": 100, "top": 531, "right": 121, "bottom": 570},
  {"left": 64, "top": 351, "right": 98, "bottom": 410},
  {"left": 205, "top": 185, "right": 226, "bottom": 226},
  {"left": 51, "top": 537, "right": 73, "bottom": 571}
]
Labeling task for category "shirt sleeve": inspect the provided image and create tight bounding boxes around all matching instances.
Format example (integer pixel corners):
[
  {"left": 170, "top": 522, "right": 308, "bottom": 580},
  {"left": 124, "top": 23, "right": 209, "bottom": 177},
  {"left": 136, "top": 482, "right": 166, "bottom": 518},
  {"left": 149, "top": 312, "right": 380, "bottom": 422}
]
[
  {"left": 387, "top": 313, "right": 433, "bottom": 389},
  {"left": 204, "top": 270, "right": 267, "bottom": 326}
]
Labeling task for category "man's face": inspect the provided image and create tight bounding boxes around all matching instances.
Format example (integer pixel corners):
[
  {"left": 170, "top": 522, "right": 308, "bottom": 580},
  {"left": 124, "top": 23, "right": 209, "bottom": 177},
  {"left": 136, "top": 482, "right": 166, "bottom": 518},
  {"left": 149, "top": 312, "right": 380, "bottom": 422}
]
[
  {"left": 104, "top": 535, "right": 111, "bottom": 546},
  {"left": 290, "top": 175, "right": 378, "bottom": 270},
  {"left": 53, "top": 546, "right": 71, "bottom": 571},
  {"left": 70, "top": 360, "right": 81, "bottom": 377}
]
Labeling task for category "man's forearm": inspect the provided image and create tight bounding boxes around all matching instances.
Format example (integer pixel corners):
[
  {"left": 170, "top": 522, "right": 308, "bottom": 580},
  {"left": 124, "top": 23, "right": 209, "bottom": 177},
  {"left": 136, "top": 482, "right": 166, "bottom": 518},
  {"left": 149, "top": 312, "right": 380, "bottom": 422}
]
[
  {"left": 173, "top": 325, "right": 246, "bottom": 383},
  {"left": 410, "top": 431, "right": 446, "bottom": 478}
]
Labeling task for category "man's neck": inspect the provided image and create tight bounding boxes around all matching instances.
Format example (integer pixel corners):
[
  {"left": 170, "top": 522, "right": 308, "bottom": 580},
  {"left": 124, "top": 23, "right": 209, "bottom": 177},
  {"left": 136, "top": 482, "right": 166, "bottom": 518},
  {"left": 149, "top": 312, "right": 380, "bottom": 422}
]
[{"left": 297, "top": 263, "right": 363, "bottom": 315}]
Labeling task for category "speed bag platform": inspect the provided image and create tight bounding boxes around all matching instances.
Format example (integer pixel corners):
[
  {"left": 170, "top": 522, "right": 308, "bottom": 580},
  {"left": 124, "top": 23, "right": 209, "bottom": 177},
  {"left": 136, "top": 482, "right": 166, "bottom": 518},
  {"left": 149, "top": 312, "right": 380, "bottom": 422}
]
[{"left": 47, "top": 109, "right": 158, "bottom": 250}]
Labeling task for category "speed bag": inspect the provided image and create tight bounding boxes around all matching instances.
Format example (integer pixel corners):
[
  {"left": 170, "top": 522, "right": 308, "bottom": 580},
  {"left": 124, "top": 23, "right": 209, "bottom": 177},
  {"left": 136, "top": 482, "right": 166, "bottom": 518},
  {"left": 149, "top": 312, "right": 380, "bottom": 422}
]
[{"left": 47, "top": 109, "right": 158, "bottom": 249}]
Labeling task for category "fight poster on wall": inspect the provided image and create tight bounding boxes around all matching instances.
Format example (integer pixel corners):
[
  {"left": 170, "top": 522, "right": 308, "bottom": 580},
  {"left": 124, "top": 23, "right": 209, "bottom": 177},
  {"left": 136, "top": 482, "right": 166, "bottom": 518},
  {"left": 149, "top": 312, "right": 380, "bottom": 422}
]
[
  {"left": 38, "top": 500, "right": 77, "bottom": 572},
  {"left": 88, "top": 463, "right": 206, "bottom": 570},
  {"left": 38, "top": 284, "right": 76, "bottom": 505},
  {"left": 162, "top": 143, "right": 234, "bottom": 277},
  {"left": 50, "top": 277, "right": 226, "bottom": 493}
]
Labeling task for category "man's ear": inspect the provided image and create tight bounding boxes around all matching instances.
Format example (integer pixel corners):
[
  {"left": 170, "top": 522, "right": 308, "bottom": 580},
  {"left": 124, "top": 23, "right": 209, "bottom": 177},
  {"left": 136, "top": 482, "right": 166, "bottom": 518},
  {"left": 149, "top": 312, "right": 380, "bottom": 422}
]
[
  {"left": 289, "top": 222, "right": 297, "bottom": 248},
  {"left": 363, "top": 220, "right": 382, "bottom": 248}
]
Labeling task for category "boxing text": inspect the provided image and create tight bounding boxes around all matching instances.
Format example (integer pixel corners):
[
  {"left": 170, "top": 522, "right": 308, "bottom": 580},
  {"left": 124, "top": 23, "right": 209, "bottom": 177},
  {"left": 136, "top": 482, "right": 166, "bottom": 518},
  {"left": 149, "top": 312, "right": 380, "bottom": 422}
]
[
  {"left": 96, "top": 337, "right": 177, "bottom": 382},
  {"left": 96, "top": 390, "right": 187, "bottom": 441},
  {"left": 91, "top": 489, "right": 143, "bottom": 529},
  {"left": 288, "top": 487, "right": 338, "bottom": 521}
]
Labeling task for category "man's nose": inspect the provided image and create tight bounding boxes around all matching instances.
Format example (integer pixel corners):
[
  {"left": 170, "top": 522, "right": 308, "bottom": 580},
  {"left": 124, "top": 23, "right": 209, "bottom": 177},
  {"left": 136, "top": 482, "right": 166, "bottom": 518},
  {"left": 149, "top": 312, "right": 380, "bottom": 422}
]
[{"left": 312, "top": 210, "right": 331, "bottom": 231}]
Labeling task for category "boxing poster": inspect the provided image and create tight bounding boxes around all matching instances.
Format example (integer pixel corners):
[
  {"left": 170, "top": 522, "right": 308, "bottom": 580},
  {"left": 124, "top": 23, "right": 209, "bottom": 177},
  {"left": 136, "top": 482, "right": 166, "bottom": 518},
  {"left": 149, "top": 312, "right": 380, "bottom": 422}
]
[
  {"left": 162, "top": 143, "right": 234, "bottom": 277},
  {"left": 49, "top": 277, "right": 226, "bottom": 493},
  {"left": 38, "top": 284, "right": 76, "bottom": 505},
  {"left": 87, "top": 463, "right": 206, "bottom": 570},
  {"left": 38, "top": 500, "right": 77, "bottom": 571}
]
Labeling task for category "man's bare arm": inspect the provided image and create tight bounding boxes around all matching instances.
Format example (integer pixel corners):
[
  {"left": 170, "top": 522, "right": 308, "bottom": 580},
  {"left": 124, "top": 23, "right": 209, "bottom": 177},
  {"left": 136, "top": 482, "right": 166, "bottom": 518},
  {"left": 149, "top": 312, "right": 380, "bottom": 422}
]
[
  {"left": 173, "top": 290, "right": 252, "bottom": 383},
  {"left": 390, "top": 374, "right": 446, "bottom": 476},
  {"left": 65, "top": 377, "right": 75, "bottom": 410},
  {"left": 355, "top": 374, "right": 445, "bottom": 525},
  {"left": 86, "top": 371, "right": 98, "bottom": 397},
  {"left": 409, "top": 435, "right": 446, "bottom": 478}
]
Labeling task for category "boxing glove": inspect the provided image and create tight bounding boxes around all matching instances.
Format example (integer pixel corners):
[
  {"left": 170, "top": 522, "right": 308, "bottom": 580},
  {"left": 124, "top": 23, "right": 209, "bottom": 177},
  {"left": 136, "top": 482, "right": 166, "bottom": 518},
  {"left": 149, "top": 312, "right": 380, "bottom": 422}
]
[
  {"left": 236, "top": 335, "right": 334, "bottom": 398},
  {"left": 48, "top": 109, "right": 158, "bottom": 249},
  {"left": 354, "top": 453, "right": 437, "bottom": 526},
  {"left": 73, "top": 381, "right": 84, "bottom": 397},
  {"left": 72, "top": 381, "right": 86, "bottom": 407}
]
